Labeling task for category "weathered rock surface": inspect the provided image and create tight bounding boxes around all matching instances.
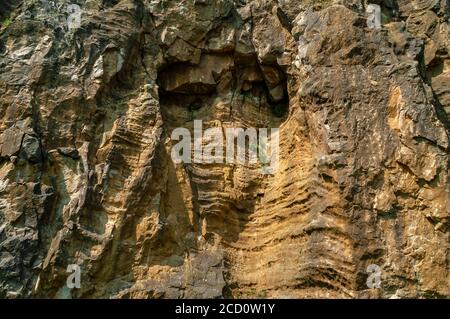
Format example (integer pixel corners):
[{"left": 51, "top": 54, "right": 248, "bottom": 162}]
[{"left": 0, "top": 0, "right": 448, "bottom": 298}]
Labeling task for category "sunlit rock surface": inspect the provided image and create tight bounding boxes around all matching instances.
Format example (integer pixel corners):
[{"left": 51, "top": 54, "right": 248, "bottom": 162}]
[{"left": 0, "top": 0, "right": 448, "bottom": 298}]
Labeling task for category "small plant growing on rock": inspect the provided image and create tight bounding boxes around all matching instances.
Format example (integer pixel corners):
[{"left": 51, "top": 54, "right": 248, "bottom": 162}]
[{"left": 2, "top": 18, "right": 11, "bottom": 28}]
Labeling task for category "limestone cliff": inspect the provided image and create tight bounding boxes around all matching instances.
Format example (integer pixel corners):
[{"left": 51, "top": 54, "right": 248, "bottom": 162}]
[{"left": 0, "top": 0, "right": 449, "bottom": 298}]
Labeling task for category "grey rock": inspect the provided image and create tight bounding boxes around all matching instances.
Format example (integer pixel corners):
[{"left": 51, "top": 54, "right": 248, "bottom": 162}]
[{"left": 19, "top": 135, "right": 42, "bottom": 163}]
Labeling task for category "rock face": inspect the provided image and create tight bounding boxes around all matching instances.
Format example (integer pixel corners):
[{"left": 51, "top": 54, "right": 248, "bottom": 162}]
[{"left": 0, "top": 0, "right": 448, "bottom": 299}]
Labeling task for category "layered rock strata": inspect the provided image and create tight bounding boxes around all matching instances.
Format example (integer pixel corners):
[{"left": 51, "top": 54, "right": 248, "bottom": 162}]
[{"left": 0, "top": 0, "right": 448, "bottom": 298}]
